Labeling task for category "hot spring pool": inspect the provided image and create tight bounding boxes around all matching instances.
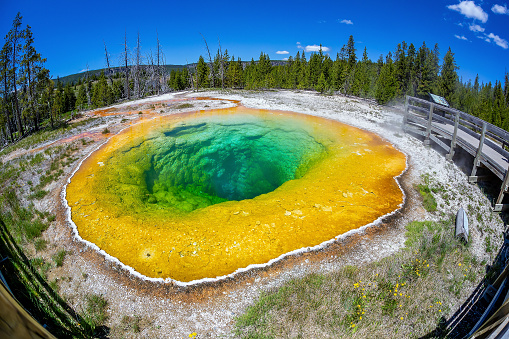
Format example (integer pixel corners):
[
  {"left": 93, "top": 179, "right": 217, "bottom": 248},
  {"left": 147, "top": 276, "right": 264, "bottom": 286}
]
[{"left": 65, "top": 106, "right": 406, "bottom": 283}]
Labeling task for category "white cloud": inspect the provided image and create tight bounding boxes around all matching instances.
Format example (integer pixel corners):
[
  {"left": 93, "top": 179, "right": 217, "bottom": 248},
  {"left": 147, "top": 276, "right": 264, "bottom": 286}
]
[
  {"left": 282, "top": 57, "right": 289, "bottom": 61},
  {"left": 492, "top": 4, "right": 509, "bottom": 14},
  {"left": 486, "top": 32, "right": 509, "bottom": 48},
  {"left": 469, "top": 24, "right": 485, "bottom": 32},
  {"left": 304, "top": 45, "right": 331, "bottom": 52},
  {"left": 455, "top": 34, "right": 469, "bottom": 40},
  {"left": 297, "top": 42, "right": 303, "bottom": 49},
  {"left": 340, "top": 19, "right": 353, "bottom": 25},
  {"left": 447, "top": 1, "right": 488, "bottom": 23},
  {"left": 276, "top": 51, "right": 289, "bottom": 55},
  {"left": 477, "top": 35, "right": 491, "bottom": 42},
  {"left": 79, "top": 69, "right": 87, "bottom": 73}
]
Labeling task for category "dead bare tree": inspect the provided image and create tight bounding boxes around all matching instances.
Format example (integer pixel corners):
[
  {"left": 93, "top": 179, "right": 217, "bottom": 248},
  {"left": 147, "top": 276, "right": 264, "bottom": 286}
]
[
  {"left": 156, "top": 31, "right": 162, "bottom": 94},
  {"left": 145, "top": 50, "right": 156, "bottom": 95},
  {"left": 159, "top": 51, "right": 168, "bottom": 93},
  {"left": 121, "top": 31, "right": 130, "bottom": 100},
  {"left": 186, "top": 58, "right": 195, "bottom": 91},
  {"left": 218, "top": 37, "right": 225, "bottom": 89},
  {"left": 85, "top": 63, "right": 91, "bottom": 106},
  {"left": 200, "top": 33, "right": 214, "bottom": 88},
  {"left": 103, "top": 40, "right": 113, "bottom": 87},
  {"left": 133, "top": 32, "right": 142, "bottom": 99}
]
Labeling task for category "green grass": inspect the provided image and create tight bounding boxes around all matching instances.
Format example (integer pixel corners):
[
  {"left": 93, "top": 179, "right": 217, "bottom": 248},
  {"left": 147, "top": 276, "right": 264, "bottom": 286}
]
[
  {"left": 34, "top": 238, "right": 48, "bottom": 251},
  {"left": 82, "top": 294, "right": 108, "bottom": 332},
  {"left": 1, "top": 190, "right": 49, "bottom": 242},
  {"left": 0, "top": 117, "right": 96, "bottom": 158},
  {"left": 52, "top": 249, "right": 67, "bottom": 267},
  {"left": 173, "top": 103, "right": 194, "bottom": 109},
  {"left": 28, "top": 189, "right": 49, "bottom": 200},
  {"left": 234, "top": 216, "right": 480, "bottom": 338},
  {"left": 120, "top": 315, "right": 142, "bottom": 333},
  {"left": 29, "top": 153, "right": 45, "bottom": 166},
  {"left": 417, "top": 174, "right": 438, "bottom": 212}
]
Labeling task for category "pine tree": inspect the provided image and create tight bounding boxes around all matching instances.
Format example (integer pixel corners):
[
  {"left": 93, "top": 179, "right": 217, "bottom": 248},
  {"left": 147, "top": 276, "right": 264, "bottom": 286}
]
[
  {"left": 393, "top": 42, "right": 409, "bottom": 96},
  {"left": 316, "top": 72, "right": 327, "bottom": 93},
  {"left": 375, "top": 52, "right": 397, "bottom": 104},
  {"left": 407, "top": 43, "right": 417, "bottom": 96},
  {"left": 504, "top": 71, "right": 509, "bottom": 105},
  {"left": 196, "top": 55, "right": 209, "bottom": 88},
  {"left": 76, "top": 84, "right": 87, "bottom": 110},
  {"left": 493, "top": 80, "right": 505, "bottom": 128},
  {"left": 6, "top": 12, "right": 24, "bottom": 137},
  {"left": 438, "top": 47, "right": 458, "bottom": 104},
  {"left": 298, "top": 51, "right": 308, "bottom": 89},
  {"left": 346, "top": 35, "right": 356, "bottom": 71}
]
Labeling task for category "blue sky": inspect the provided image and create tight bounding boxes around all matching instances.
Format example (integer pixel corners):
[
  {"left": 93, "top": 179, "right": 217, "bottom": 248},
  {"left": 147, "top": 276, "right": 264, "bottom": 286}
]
[{"left": 1, "top": 0, "right": 508, "bottom": 85}]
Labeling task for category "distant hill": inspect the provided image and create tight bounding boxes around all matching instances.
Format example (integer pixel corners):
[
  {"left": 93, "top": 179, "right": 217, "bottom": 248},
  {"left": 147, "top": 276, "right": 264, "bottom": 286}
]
[
  {"left": 56, "top": 64, "right": 190, "bottom": 85},
  {"left": 56, "top": 60, "right": 289, "bottom": 85}
]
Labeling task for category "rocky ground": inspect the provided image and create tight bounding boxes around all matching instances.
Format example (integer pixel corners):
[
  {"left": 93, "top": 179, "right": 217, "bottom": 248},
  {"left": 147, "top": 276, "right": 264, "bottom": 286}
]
[{"left": 1, "top": 90, "right": 505, "bottom": 338}]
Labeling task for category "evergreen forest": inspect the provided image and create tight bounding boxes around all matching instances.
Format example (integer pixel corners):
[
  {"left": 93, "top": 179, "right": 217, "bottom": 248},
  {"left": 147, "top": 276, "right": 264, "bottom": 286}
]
[{"left": 1, "top": 12, "right": 509, "bottom": 147}]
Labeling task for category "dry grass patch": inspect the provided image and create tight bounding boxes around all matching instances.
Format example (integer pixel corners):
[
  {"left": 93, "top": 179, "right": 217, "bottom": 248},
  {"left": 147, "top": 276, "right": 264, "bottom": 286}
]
[{"left": 235, "top": 216, "right": 483, "bottom": 338}]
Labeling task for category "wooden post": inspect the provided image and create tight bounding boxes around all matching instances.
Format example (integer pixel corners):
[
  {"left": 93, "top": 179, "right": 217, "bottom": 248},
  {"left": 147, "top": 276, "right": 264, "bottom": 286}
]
[
  {"left": 403, "top": 96, "right": 409, "bottom": 131},
  {"left": 446, "top": 110, "right": 460, "bottom": 161},
  {"left": 470, "top": 121, "right": 487, "bottom": 180},
  {"left": 424, "top": 102, "right": 434, "bottom": 146},
  {"left": 495, "top": 164, "right": 509, "bottom": 211}
]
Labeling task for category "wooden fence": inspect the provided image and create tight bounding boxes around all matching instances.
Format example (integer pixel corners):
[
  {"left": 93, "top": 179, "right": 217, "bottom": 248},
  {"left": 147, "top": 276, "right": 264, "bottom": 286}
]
[{"left": 404, "top": 95, "right": 509, "bottom": 211}]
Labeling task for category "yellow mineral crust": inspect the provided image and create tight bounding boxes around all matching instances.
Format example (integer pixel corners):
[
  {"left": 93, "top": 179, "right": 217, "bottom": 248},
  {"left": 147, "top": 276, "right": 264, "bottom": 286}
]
[{"left": 66, "top": 107, "right": 406, "bottom": 283}]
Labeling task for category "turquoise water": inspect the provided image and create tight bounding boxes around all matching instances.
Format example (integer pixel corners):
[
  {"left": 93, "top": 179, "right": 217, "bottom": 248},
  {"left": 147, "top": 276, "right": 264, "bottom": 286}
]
[{"left": 130, "top": 114, "right": 328, "bottom": 212}]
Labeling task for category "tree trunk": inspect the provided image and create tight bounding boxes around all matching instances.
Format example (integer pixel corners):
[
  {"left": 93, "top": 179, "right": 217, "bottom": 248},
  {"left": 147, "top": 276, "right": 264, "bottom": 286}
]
[
  {"left": 103, "top": 41, "right": 113, "bottom": 87},
  {"left": 123, "top": 31, "right": 130, "bottom": 100},
  {"left": 200, "top": 33, "right": 214, "bottom": 88},
  {"left": 12, "top": 36, "right": 24, "bottom": 137}
]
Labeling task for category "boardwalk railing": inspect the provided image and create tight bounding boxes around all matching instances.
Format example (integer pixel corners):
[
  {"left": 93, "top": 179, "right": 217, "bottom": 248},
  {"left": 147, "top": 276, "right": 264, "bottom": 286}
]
[{"left": 403, "top": 95, "right": 509, "bottom": 211}]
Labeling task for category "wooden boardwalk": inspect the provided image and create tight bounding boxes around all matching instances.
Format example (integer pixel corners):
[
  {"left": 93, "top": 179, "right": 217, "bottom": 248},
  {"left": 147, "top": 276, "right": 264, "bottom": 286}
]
[{"left": 403, "top": 96, "right": 509, "bottom": 211}]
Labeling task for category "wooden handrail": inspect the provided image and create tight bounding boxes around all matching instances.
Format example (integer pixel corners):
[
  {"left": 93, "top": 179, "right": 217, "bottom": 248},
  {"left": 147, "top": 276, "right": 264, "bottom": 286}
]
[{"left": 404, "top": 95, "right": 509, "bottom": 211}]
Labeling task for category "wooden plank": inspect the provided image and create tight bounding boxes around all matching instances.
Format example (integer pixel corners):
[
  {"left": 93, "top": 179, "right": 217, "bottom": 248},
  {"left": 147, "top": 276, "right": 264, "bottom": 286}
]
[
  {"left": 481, "top": 159, "right": 505, "bottom": 181},
  {"left": 497, "top": 164, "right": 509, "bottom": 205},
  {"left": 486, "top": 122, "right": 509, "bottom": 142},
  {"left": 458, "top": 123, "right": 482, "bottom": 142},
  {"left": 460, "top": 111, "right": 484, "bottom": 128},
  {"left": 0, "top": 282, "right": 57, "bottom": 339},
  {"left": 484, "top": 137, "right": 509, "bottom": 162},
  {"left": 468, "top": 278, "right": 508, "bottom": 337},
  {"left": 433, "top": 113, "right": 455, "bottom": 126},
  {"left": 425, "top": 103, "right": 434, "bottom": 145},
  {"left": 408, "top": 104, "right": 429, "bottom": 116},
  {"left": 448, "top": 110, "right": 460, "bottom": 160},
  {"left": 456, "top": 138, "right": 478, "bottom": 157},
  {"left": 471, "top": 122, "right": 487, "bottom": 177},
  {"left": 475, "top": 292, "right": 509, "bottom": 336},
  {"left": 472, "top": 315, "right": 509, "bottom": 338},
  {"left": 486, "top": 130, "right": 508, "bottom": 146},
  {"left": 461, "top": 119, "right": 483, "bottom": 133},
  {"left": 429, "top": 134, "right": 451, "bottom": 152},
  {"left": 408, "top": 96, "right": 431, "bottom": 106},
  {"left": 406, "top": 114, "right": 428, "bottom": 126},
  {"left": 431, "top": 124, "right": 453, "bottom": 139},
  {"left": 404, "top": 125, "right": 427, "bottom": 137},
  {"left": 403, "top": 96, "right": 409, "bottom": 126}
]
